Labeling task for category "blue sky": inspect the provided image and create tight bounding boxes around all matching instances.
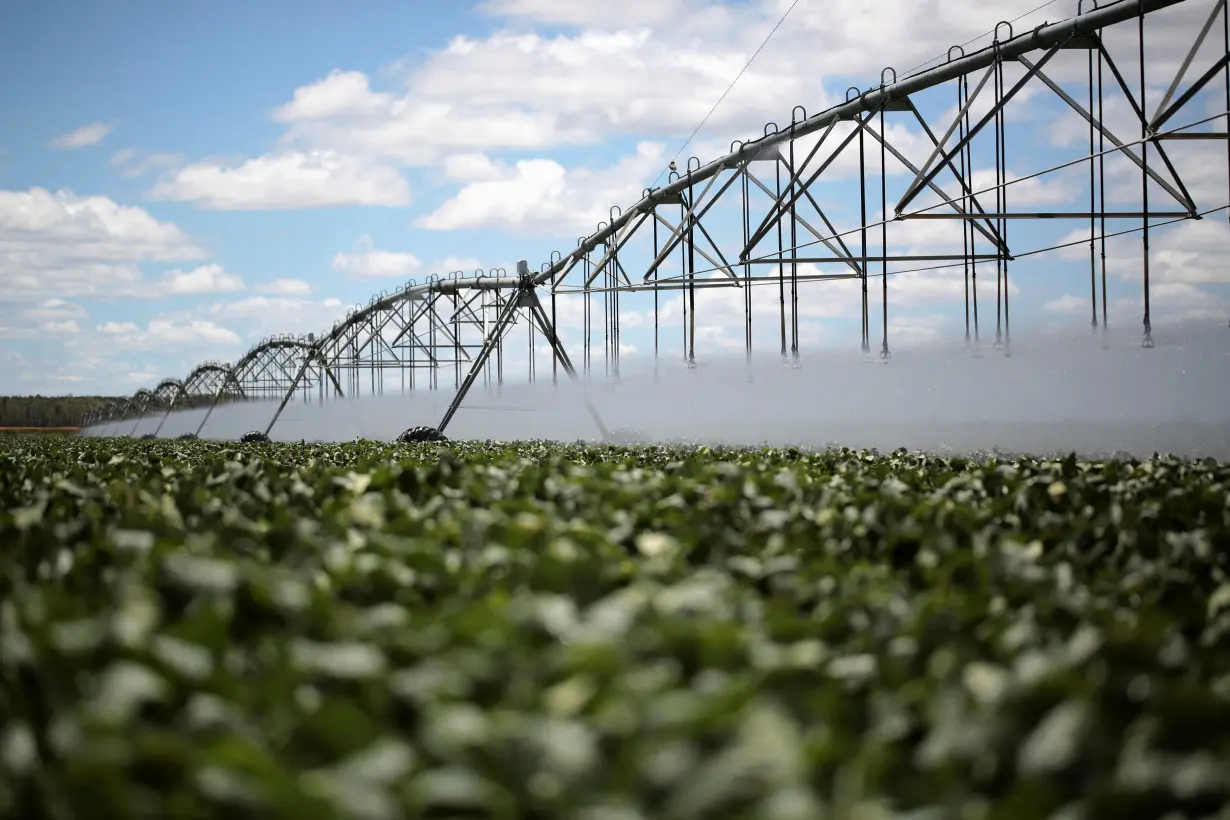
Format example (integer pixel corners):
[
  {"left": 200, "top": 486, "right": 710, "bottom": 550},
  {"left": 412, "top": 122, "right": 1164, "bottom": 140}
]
[{"left": 1, "top": 0, "right": 1227, "bottom": 396}]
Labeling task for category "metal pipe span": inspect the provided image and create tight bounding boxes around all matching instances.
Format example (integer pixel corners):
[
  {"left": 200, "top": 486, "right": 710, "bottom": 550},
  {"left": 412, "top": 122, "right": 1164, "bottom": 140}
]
[
  {"left": 321, "top": 276, "right": 524, "bottom": 343},
  {"left": 530, "top": 0, "right": 1187, "bottom": 286},
  {"left": 239, "top": 0, "right": 1184, "bottom": 363}
]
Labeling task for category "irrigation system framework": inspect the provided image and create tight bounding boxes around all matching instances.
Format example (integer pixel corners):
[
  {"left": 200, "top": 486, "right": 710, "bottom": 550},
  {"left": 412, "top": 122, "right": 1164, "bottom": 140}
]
[{"left": 85, "top": 0, "right": 1230, "bottom": 439}]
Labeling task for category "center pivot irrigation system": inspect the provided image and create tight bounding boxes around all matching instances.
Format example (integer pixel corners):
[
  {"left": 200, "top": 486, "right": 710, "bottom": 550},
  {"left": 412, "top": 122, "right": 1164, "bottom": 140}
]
[{"left": 85, "top": 0, "right": 1230, "bottom": 442}]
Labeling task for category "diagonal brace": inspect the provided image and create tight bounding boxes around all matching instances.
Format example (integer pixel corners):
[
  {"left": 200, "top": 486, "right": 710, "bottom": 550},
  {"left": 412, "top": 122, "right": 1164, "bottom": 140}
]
[
  {"left": 1152, "top": 0, "right": 1226, "bottom": 125},
  {"left": 897, "top": 44, "right": 1064, "bottom": 215},
  {"left": 741, "top": 116, "right": 871, "bottom": 260},
  {"left": 1019, "top": 53, "right": 1197, "bottom": 211}
]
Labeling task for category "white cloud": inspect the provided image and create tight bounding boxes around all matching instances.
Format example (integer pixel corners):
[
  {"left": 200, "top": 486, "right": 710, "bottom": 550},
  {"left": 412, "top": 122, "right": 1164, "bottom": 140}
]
[
  {"left": 1044, "top": 293, "right": 1089, "bottom": 314},
  {"left": 965, "top": 167, "right": 1080, "bottom": 208},
  {"left": 0, "top": 187, "right": 200, "bottom": 256},
  {"left": 265, "top": 0, "right": 1075, "bottom": 173},
  {"left": 329, "top": 235, "right": 484, "bottom": 279},
  {"left": 161, "top": 264, "right": 247, "bottom": 295},
  {"left": 98, "top": 321, "right": 140, "bottom": 335},
  {"left": 257, "top": 278, "right": 313, "bottom": 295},
  {"left": 116, "top": 152, "right": 182, "bottom": 180},
  {"left": 26, "top": 298, "right": 89, "bottom": 323},
  {"left": 1058, "top": 217, "right": 1230, "bottom": 288},
  {"left": 204, "top": 295, "right": 349, "bottom": 339},
  {"left": 50, "top": 122, "right": 113, "bottom": 150},
  {"left": 442, "top": 152, "right": 505, "bottom": 182},
  {"left": 0, "top": 186, "right": 206, "bottom": 301},
  {"left": 436, "top": 255, "right": 486, "bottom": 274},
  {"left": 418, "top": 141, "right": 666, "bottom": 234},
  {"left": 96, "top": 318, "right": 243, "bottom": 349},
  {"left": 0, "top": 299, "right": 90, "bottom": 340},
  {"left": 110, "top": 148, "right": 136, "bottom": 167},
  {"left": 1052, "top": 213, "right": 1230, "bottom": 328},
  {"left": 43, "top": 320, "right": 80, "bottom": 334},
  {"left": 146, "top": 150, "right": 411, "bottom": 210},
  {"left": 1111, "top": 281, "right": 1229, "bottom": 324},
  {"left": 332, "top": 234, "right": 422, "bottom": 278},
  {"left": 477, "top": 0, "right": 695, "bottom": 27}
]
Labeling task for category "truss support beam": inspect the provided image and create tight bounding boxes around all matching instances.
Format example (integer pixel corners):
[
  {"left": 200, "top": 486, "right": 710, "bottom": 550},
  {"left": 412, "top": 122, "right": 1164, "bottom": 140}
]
[
  {"left": 897, "top": 44, "right": 1064, "bottom": 215},
  {"left": 535, "top": 0, "right": 1188, "bottom": 286},
  {"left": 114, "top": 0, "right": 1230, "bottom": 423},
  {"left": 1019, "top": 54, "right": 1198, "bottom": 212}
]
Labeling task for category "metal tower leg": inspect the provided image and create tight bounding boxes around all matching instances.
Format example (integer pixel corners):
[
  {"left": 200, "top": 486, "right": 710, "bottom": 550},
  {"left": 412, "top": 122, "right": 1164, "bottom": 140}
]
[
  {"left": 153, "top": 397, "right": 179, "bottom": 437},
  {"left": 437, "top": 278, "right": 610, "bottom": 440},
  {"left": 195, "top": 386, "right": 226, "bottom": 438},
  {"left": 524, "top": 289, "right": 610, "bottom": 441},
  {"left": 264, "top": 356, "right": 314, "bottom": 438},
  {"left": 438, "top": 290, "right": 522, "bottom": 434},
  {"left": 264, "top": 353, "right": 345, "bottom": 438}
]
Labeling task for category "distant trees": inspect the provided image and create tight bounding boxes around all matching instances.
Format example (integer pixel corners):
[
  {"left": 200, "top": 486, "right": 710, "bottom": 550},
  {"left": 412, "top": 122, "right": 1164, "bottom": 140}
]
[{"left": 0, "top": 396, "right": 125, "bottom": 428}]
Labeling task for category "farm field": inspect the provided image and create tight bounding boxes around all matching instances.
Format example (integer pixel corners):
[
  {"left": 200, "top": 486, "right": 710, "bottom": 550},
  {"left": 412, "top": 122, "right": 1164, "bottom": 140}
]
[{"left": 1, "top": 437, "right": 1229, "bottom": 818}]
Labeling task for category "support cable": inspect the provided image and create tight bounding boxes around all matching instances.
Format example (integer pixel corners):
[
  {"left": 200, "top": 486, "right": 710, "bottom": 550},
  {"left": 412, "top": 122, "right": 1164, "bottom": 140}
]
[{"left": 647, "top": 0, "right": 803, "bottom": 191}]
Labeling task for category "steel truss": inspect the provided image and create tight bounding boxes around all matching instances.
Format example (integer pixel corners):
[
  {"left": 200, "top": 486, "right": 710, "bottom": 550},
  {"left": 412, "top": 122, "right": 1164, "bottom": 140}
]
[{"left": 89, "top": 0, "right": 1230, "bottom": 439}]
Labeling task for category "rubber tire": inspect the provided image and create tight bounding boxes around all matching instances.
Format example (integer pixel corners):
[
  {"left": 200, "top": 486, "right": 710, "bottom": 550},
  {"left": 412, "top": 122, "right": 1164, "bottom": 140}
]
[{"left": 397, "top": 426, "right": 447, "bottom": 443}]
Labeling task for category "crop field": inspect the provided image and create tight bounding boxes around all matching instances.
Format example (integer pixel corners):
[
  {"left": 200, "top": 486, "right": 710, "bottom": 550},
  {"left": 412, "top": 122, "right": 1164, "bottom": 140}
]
[{"left": 1, "top": 437, "right": 1229, "bottom": 818}]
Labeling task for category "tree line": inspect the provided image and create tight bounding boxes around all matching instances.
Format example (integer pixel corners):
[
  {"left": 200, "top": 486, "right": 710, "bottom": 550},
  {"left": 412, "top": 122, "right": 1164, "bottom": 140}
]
[{"left": 0, "top": 396, "right": 127, "bottom": 428}]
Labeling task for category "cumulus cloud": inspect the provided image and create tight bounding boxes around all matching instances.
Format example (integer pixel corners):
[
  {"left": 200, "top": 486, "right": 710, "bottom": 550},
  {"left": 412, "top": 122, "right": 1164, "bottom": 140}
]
[
  {"left": 262, "top": 0, "right": 1086, "bottom": 174},
  {"left": 257, "top": 278, "right": 313, "bottom": 295},
  {"left": 146, "top": 150, "right": 411, "bottom": 210},
  {"left": 332, "top": 234, "right": 423, "bottom": 278},
  {"left": 95, "top": 318, "right": 243, "bottom": 349},
  {"left": 161, "top": 264, "right": 247, "bottom": 295},
  {"left": 25, "top": 298, "right": 89, "bottom": 323},
  {"left": 0, "top": 299, "right": 90, "bottom": 340},
  {"left": 476, "top": 0, "right": 696, "bottom": 27},
  {"left": 0, "top": 186, "right": 206, "bottom": 301},
  {"left": 1044, "top": 294, "right": 1090, "bottom": 315},
  {"left": 112, "top": 151, "right": 183, "bottom": 180},
  {"left": 97, "top": 321, "right": 140, "bottom": 335},
  {"left": 43, "top": 320, "right": 81, "bottom": 334},
  {"left": 417, "top": 142, "right": 666, "bottom": 234},
  {"left": 1057, "top": 216, "right": 1230, "bottom": 288},
  {"left": 330, "top": 235, "right": 484, "bottom": 279},
  {"left": 204, "top": 295, "right": 350, "bottom": 339},
  {"left": 50, "top": 122, "right": 114, "bottom": 150}
]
